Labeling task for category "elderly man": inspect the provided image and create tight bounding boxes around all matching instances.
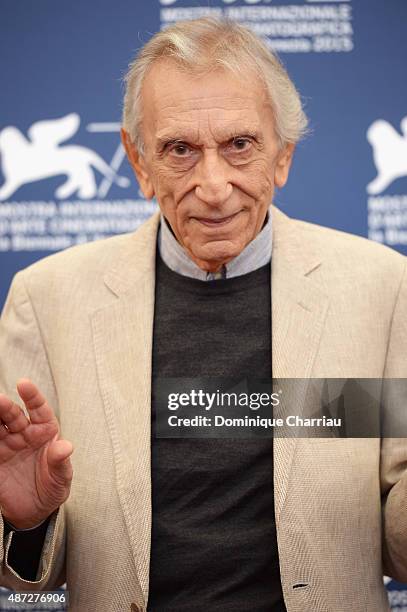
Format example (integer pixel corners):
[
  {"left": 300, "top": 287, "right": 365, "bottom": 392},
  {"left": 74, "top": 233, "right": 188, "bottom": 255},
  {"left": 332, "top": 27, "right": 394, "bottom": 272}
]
[{"left": 0, "top": 17, "right": 407, "bottom": 612}]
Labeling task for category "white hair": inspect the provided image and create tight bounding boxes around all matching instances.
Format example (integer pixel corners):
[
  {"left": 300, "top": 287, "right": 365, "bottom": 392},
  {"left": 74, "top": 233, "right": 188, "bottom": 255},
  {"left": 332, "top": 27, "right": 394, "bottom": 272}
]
[{"left": 122, "top": 17, "right": 308, "bottom": 152}]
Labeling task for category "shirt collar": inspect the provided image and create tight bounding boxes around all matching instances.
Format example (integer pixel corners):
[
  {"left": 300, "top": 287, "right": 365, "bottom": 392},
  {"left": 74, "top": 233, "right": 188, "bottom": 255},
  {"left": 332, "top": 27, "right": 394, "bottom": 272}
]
[{"left": 158, "top": 208, "right": 272, "bottom": 281}]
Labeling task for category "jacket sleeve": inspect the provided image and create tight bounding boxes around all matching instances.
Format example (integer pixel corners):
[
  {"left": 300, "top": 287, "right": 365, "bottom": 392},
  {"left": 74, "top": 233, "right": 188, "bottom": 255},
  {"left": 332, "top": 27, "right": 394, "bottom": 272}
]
[
  {"left": 381, "top": 260, "right": 407, "bottom": 582},
  {"left": 0, "top": 271, "right": 66, "bottom": 590}
]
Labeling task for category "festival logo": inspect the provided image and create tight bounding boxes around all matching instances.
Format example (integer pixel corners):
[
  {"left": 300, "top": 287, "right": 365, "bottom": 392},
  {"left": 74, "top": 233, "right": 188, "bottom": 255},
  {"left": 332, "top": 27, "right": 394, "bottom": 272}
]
[
  {"left": 366, "top": 115, "right": 407, "bottom": 248},
  {"left": 366, "top": 117, "right": 407, "bottom": 195},
  {"left": 0, "top": 113, "right": 129, "bottom": 201},
  {"left": 0, "top": 114, "right": 155, "bottom": 253}
]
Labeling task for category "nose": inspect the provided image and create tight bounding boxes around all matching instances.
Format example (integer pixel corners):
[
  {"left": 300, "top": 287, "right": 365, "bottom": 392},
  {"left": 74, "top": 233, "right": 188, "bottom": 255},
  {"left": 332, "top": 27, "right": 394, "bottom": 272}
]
[{"left": 194, "top": 150, "right": 233, "bottom": 206}]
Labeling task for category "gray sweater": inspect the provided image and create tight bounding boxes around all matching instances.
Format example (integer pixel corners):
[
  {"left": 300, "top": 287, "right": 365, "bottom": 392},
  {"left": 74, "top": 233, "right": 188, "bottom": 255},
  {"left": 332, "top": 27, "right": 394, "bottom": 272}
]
[{"left": 148, "top": 252, "right": 285, "bottom": 611}]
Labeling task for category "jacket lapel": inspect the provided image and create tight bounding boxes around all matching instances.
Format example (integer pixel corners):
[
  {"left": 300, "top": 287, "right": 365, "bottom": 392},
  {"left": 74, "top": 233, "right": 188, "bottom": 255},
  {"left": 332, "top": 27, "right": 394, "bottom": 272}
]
[
  {"left": 271, "top": 206, "right": 330, "bottom": 520},
  {"left": 91, "top": 212, "right": 161, "bottom": 604}
]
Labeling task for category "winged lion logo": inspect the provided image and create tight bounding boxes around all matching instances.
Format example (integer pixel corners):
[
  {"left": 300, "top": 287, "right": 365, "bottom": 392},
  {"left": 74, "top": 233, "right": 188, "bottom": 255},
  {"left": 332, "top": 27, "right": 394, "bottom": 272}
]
[
  {"left": 0, "top": 113, "right": 130, "bottom": 201},
  {"left": 366, "top": 116, "right": 407, "bottom": 195}
]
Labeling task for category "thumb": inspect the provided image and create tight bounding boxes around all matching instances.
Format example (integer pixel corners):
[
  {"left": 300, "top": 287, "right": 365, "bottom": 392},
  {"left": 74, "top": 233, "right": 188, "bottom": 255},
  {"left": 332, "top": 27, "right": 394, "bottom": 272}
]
[{"left": 47, "top": 439, "right": 74, "bottom": 483}]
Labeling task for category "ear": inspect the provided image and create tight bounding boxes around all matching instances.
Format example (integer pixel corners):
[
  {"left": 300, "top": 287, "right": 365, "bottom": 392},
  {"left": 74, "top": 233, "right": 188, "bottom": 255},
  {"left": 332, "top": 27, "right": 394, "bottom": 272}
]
[
  {"left": 121, "top": 128, "right": 155, "bottom": 200},
  {"left": 274, "top": 143, "right": 295, "bottom": 189}
]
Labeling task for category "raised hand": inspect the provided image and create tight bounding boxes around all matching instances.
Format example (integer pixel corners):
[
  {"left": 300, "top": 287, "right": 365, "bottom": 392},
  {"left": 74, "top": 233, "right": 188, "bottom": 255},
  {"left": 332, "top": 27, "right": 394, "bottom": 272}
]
[{"left": 0, "top": 379, "right": 73, "bottom": 530}]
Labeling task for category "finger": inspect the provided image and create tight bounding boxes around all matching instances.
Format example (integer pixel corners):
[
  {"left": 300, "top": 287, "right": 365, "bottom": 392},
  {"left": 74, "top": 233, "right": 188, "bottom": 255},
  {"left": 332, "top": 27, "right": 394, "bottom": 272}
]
[
  {"left": 0, "top": 422, "right": 9, "bottom": 441},
  {"left": 47, "top": 439, "right": 74, "bottom": 483},
  {"left": 0, "top": 394, "right": 30, "bottom": 432},
  {"left": 16, "top": 379, "right": 57, "bottom": 425}
]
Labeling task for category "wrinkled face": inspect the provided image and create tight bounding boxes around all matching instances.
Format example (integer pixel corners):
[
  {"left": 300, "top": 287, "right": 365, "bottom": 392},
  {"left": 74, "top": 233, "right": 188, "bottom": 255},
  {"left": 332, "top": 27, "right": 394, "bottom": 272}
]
[{"left": 123, "top": 60, "right": 294, "bottom": 272}]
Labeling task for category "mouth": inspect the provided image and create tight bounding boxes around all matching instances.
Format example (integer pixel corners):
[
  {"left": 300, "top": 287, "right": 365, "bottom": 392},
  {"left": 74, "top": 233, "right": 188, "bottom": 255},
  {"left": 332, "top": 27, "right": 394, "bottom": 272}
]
[{"left": 193, "top": 211, "right": 241, "bottom": 227}]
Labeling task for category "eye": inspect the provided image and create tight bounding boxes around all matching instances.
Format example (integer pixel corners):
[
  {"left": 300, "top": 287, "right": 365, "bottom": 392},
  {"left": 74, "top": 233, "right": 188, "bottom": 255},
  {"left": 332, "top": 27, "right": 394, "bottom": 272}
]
[
  {"left": 169, "top": 142, "right": 191, "bottom": 156},
  {"left": 229, "top": 136, "right": 252, "bottom": 153},
  {"left": 234, "top": 137, "right": 249, "bottom": 149}
]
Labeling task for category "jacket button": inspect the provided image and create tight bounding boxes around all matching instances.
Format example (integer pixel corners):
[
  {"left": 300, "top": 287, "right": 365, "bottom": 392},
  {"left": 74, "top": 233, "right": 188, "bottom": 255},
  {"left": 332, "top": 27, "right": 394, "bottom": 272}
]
[{"left": 130, "top": 604, "right": 142, "bottom": 612}]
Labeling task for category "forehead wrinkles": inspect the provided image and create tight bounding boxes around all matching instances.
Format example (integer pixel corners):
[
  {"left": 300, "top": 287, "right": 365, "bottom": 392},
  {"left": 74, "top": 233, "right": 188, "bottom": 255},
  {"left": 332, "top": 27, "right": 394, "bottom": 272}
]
[
  {"left": 156, "top": 92, "right": 259, "bottom": 112},
  {"left": 155, "top": 98, "right": 261, "bottom": 145}
]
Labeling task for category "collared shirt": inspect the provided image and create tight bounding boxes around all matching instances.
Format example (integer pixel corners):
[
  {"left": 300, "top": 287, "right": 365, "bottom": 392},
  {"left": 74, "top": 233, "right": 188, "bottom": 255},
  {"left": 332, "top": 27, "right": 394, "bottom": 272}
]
[{"left": 158, "top": 208, "right": 272, "bottom": 280}]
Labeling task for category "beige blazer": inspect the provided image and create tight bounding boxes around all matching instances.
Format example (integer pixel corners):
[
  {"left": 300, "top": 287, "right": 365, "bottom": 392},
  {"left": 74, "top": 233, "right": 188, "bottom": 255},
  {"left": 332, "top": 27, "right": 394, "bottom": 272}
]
[{"left": 1, "top": 206, "right": 407, "bottom": 612}]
